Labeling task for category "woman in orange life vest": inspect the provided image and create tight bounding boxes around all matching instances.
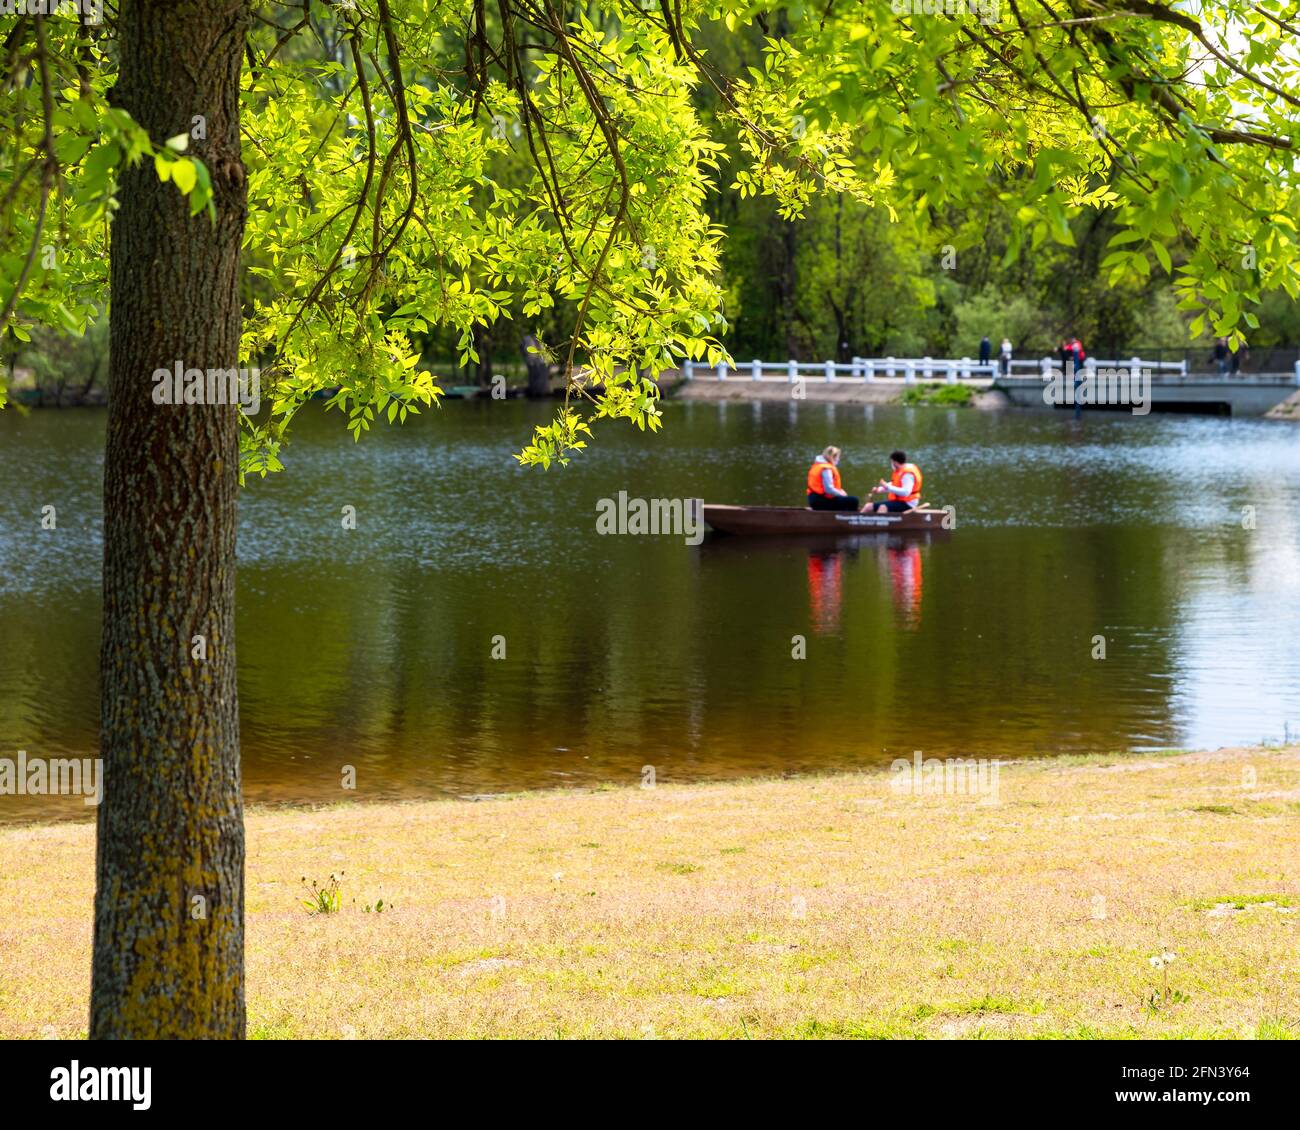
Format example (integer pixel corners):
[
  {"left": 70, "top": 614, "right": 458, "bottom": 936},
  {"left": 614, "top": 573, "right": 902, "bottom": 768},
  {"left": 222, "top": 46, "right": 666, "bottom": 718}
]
[
  {"left": 806, "top": 445, "right": 860, "bottom": 511},
  {"left": 866, "top": 450, "right": 923, "bottom": 513}
]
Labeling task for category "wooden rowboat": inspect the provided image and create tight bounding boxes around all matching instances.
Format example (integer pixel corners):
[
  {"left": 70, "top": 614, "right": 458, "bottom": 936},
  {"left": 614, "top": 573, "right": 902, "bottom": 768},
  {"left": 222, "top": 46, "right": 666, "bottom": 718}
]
[{"left": 702, "top": 504, "right": 950, "bottom": 536}]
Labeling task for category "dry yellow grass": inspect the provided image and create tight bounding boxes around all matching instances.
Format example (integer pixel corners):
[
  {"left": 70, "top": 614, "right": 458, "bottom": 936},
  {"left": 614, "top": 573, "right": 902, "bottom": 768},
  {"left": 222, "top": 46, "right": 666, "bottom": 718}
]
[{"left": 2, "top": 746, "right": 1298, "bottom": 1039}]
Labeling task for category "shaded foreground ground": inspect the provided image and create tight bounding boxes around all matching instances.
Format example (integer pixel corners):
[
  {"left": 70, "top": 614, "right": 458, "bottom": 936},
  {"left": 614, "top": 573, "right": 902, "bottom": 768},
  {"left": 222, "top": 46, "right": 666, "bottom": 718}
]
[{"left": 1, "top": 746, "right": 1297, "bottom": 1039}]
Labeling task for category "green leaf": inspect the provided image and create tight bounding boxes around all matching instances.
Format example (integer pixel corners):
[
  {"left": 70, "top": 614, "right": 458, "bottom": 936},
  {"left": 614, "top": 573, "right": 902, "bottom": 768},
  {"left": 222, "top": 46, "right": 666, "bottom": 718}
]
[{"left": 170, "top": 159, "right": 197, "bottom": 195}]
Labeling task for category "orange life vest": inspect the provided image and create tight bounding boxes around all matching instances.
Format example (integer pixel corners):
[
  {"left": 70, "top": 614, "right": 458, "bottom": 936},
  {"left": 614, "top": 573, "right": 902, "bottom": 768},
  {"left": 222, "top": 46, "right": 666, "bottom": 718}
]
[
  {"left": 807, "top": 460, "right": 842, "bottom": 496},
  {"left": 890, "top": 462, "right": 922, "bottom": 506}
]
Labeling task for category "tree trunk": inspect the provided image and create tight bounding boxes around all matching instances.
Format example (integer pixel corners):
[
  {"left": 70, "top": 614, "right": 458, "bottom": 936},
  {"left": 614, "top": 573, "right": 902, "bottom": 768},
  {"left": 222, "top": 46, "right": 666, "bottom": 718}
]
[
  {"left": 473, "top": 322, "right": 493, "bottom": 387},
  {"left": 522, "top": 333, "right": 550, "bottom": 398},
  {"left": 77, "top": 349, "right": 102, "bottom": 404},
  {"left": 92, "top": 0, "right": 248, "bottom": 1039},
  {"left": 780, "top": 221, "right": 799, "bottom": 359}
]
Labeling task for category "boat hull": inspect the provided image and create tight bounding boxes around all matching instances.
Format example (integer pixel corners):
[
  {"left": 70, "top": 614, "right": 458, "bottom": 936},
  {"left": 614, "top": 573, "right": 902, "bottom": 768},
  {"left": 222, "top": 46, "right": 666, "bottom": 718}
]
[{"left": 702, "top": 504, "right": 950, "bottom": 536}]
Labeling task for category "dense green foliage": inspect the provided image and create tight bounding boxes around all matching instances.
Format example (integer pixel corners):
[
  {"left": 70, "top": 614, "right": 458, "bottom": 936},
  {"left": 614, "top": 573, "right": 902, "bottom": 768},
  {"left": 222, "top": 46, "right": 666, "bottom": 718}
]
[{"left": 3, "top": 2, "right": 1298, "bottom": 461}]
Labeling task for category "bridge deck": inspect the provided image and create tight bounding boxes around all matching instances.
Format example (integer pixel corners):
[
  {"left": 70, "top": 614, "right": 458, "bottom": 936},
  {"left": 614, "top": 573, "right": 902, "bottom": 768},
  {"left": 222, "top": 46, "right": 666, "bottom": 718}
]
[{"left": 993, "top": 373, "right": 1298, "bottom": 415}]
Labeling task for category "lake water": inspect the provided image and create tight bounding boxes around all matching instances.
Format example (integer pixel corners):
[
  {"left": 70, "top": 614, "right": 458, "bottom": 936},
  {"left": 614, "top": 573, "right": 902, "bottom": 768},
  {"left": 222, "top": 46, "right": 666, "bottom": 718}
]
[{"left": 2, "top": 399, "right": 1299, "bottom": 821}]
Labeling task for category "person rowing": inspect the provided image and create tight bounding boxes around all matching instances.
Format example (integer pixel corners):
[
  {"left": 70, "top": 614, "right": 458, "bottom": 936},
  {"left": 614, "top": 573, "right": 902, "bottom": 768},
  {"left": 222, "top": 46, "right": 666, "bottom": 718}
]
[
  {"left": 865, "top": 450, "right": 923, "bottom": 513},
  {"left": 806, "top": 445, "right": 860, "bottom": 511}
]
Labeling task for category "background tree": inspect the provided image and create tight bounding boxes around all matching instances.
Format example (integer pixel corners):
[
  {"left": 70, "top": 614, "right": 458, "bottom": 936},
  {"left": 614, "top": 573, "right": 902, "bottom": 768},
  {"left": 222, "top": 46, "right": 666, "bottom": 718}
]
[{"left": 7, "top": 313, "right": 109, "bottom": 405}]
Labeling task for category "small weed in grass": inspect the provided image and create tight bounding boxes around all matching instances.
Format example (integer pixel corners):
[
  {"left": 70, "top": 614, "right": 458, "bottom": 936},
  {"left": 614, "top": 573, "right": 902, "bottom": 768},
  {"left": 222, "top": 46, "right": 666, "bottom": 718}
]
[
  {"left": 1145, "top": 951, "right": 1189, "bottom": 1013},
  {"left": 1190, "top": 804, "right": 1239, "bottom": 815},
  {"left": 301, "top": 872, "right": 343, "bottom": 915},
  {"left": 301, "top": 873, "right": 391, "bottom": 915},
  {"left": 657, "top": 861, "right": 700, "bottom": 875}
]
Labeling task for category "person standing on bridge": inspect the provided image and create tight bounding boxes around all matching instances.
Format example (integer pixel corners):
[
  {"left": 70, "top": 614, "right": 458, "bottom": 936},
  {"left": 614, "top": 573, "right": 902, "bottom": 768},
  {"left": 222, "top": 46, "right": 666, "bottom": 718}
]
[
  {"left": 806, "top": 446, "right": 860, "bottom": 511},
  {"left": 1059, "top": 337, "right": 1076, "bottom": 380},
  {"left": 866, "top": 451, "right": 923, "bottom": 514},
  {"left": 1212, "top": 337, "right": 1230, "bottom": 375},
  {"left": 979, "top": 334, "right": 992, "bottom": 366},
  {"left": 999, "top": 337, "right": 1013, "bottom": 376}
]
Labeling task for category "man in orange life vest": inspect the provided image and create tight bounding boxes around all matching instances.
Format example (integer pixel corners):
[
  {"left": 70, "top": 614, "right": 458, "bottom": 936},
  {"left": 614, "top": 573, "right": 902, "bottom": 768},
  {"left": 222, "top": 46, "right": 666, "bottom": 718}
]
[
  {"left": 806, "top": 445, "right": 860, "bottom": 511},
  {"left": 866, "top": 450, "right": 923, "bottom": 513}
]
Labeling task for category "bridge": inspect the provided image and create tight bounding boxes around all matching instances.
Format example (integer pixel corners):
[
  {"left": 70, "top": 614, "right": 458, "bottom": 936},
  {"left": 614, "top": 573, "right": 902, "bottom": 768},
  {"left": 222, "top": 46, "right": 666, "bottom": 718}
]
[{"left": 679, "top": 356, "right": 1300, "bottom": 416}]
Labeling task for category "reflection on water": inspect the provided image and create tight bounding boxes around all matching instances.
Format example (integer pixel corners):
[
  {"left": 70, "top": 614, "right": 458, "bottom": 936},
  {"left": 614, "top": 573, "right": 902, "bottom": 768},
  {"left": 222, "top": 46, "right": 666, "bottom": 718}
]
[
  {"left": 2, "top": 400, "right": 1300, "bottom": 821},
  {"left": 885, "top": 541, "right": 923, "bottom": 629},
  {"left": 808, "top": 549, "right": 842, "bottom": 635},
  {"left": 722, "top": 532, "right": 936, "bottom": 635}
]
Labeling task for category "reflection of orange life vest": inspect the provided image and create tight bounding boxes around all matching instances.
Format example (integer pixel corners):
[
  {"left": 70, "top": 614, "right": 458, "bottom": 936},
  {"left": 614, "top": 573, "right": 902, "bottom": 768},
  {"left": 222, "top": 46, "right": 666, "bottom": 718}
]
[
  {"left": 888, "top": 544, "right": 923, "bottom": 627},
  {"left": 890, "top": 462, "right": 922, "bottom": 505},
  {"left": 807, "top": 460, "right": 842, "bottom": 496},
  {"left": 807, "top": 551, "right": 843, "bottom": 634}
]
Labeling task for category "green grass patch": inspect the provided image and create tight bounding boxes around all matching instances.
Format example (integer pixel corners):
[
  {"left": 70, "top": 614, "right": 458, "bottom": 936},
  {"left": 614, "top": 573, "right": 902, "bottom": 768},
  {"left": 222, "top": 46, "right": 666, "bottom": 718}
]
[
  {"left": 1184, "top": 894, "right": 1295, "bottom": 911},
  {"left": 656, "top": 861, "right": 701, "bottom": 875},
  {"left": 946, "top": 994, "right": 1033, "bottom": 1016},
  {"left": 899, "top": 382, "right": 975, "bottom": 407},
  {"left": 692, "top": 971, "right": 743, "bottom": 998},
  {"left": 249, "top": 1020, "right": 297, "bottom": 1040},
  {"left": 786, "top": 1017, "right": 924, "bottom": 1039}
]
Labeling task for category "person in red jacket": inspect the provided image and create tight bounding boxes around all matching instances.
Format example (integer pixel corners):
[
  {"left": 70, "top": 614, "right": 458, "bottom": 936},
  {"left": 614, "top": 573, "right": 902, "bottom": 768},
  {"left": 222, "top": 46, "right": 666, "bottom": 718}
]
[{"left": 1060, "top": 334, "right": 1086, "bottom": 379}]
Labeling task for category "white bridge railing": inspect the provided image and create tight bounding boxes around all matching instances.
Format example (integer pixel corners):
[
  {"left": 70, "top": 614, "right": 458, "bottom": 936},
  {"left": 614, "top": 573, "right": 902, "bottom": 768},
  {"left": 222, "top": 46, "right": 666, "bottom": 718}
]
[
  {"left": 681, "top": 357, "right": 997, "bottom": 384},
  {"left": 1009, "top": 357, "right": 1189, "bottom": 377},
  {"left": 681, "top": 355, "right": 1190, "bottom": 384}
]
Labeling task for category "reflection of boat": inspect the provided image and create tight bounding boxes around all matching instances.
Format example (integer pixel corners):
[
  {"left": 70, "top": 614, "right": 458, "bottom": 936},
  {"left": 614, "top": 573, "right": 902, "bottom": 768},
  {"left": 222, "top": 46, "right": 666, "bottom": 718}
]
[
  {"left": 696, "top": 522, "right": 933, "bottom": 631},
  {"left": 699, "top": 531, "right": 930, "bottom": 631},
  {"left": 698, "top": 531, "right": 945, "bottom": 556},
  {"left": 702, "top": 504, "right": 950, "bottom": 536}
]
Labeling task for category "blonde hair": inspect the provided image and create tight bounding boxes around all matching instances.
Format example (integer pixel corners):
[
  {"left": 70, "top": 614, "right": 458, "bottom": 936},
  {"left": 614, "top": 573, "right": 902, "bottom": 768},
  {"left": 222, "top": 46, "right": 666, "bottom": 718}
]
[{"left": 820, "top": 445, "right": 841, "bottom": 463}]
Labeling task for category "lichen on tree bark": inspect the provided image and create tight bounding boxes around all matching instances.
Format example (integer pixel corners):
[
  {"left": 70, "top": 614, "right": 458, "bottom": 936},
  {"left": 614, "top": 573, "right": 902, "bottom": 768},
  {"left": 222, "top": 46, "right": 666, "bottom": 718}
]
[{"left": 91, "top": 0, "right": 249, "bottom": 1040}]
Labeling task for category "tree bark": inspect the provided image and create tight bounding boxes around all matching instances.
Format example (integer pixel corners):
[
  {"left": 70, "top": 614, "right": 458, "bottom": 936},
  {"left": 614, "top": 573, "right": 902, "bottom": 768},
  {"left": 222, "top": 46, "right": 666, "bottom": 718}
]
[
  {"left": 781, "top": 220, "right": 799, "bottom": 359},
  {"left": 473, "top": 322, "right": 493, "bottom": 387},
  {"left": 92, "top": 0, "right": 249, "bottom": 1039},
  {"left": 522, "top": 333, "right": 550, "bottom": 398}
]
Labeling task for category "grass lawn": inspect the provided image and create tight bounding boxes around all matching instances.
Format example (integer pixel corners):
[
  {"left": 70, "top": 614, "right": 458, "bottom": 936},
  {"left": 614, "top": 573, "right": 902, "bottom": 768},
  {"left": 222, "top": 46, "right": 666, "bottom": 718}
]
[{"left": 1, "top": 745, "right": 1297, "bottom": 1039}]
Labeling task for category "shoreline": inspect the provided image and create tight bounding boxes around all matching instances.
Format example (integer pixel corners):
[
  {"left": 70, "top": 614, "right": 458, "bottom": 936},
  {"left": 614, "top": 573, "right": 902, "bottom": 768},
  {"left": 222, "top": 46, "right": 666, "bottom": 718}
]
[
  {"left": 668, "top": 375, "right": 1300, "bottom": 417},
  {"left": 11, "top": 378, "right": 1299, "bottom": 417},
  {"left": 2, "top": 745, "right": 1297, "bottom": 1039},
  {"left": 0, "top": 744, "right": 1279, "bottom": 831}
]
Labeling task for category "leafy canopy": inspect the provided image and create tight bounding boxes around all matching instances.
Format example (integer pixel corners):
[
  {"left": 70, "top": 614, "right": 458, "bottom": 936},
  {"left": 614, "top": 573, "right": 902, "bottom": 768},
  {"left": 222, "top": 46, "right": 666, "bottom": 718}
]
[{"left": 2, "top": 1, "right": 1297, "bottom": 463}]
